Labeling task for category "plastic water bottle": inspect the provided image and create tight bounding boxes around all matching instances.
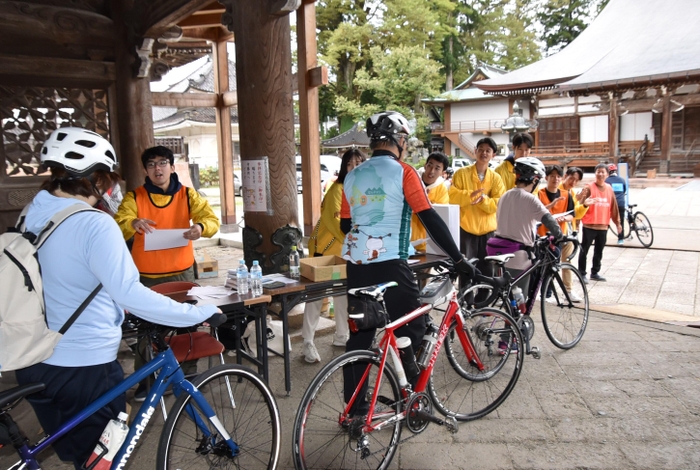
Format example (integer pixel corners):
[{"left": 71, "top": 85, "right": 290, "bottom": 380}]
[
  {"left": 236, "top": 259, "right": 249, "bottom": 295},
  {"left": 512, "top": 286, "right": 527, "bottom": 314},
  {"left": 250, "top": 260, "right": 263, "bottom": 297},
  {"left": 289, "top": 245, "right": 300, "bottom": 279},
  {"left": 85, "top": 411, "right": 129, "bottom": 470}
]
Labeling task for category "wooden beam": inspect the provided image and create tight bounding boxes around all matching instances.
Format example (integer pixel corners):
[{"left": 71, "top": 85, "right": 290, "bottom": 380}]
[
  {"left": 212, "top": 39, "right": 237, "bottom": 228},
  {"left": 151, "top": 92, "right": 218, "bottom": 107},
  {"left": 0, "top": 54, "right": 115, "bottom": 84},
  {"left": 143, "top": 0, "right": 215, "bottom": 37},
  {"left": 178, "top": 12, "right": 225, "bottom": 29},
  {"left": 270, "top": 0, "right": 301, "bottom": 16},
  {"left": 181, "top": 26, "right": 233, "bottom": 42},
  {"left": 297, "top": 0, "right": 321, "bottom": 235},
  {"left": 192, "top": 2, "right": 226, "bottom": 14},
  {"left": 609, "top": 94, "right": 619, "bottom": 161},
  {"left": 307, "top": 66, "right": 328, "bottom": 88},
  {"left": 221, "top": 91, "right": 238, "bottom": 107}
]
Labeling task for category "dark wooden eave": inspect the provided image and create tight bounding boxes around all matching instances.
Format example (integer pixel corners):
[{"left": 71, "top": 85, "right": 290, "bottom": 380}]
[{"left": 143, "top": 0, "right": 219, "bottom": 38}]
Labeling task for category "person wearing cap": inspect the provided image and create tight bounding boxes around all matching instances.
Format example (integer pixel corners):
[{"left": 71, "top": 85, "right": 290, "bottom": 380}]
[
  {"left": 449, "top": 136, "right": 505, "bottom": 276},
  {"left": 495, "top": 132, "right": 534, "bottom": 190},
  {"left": 578, "top": 163, "right": 622, "bottom": 283},
  {"left": 605, "top": 163, "right": 627, "bottom": 245},
  {"left": 340, "top": 111, "right": 477, "bottom": 414},
  {"left": 410, "top": 151, "right": 450, "bottom": 252},
  {"left": 15, "top": 128, "right": 221, "bottom": 469},
  {"left": 114, "top": 145, "right": 220, "bottom": 401}
]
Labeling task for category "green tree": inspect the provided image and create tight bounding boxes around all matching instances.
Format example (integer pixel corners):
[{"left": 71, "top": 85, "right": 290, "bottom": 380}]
[{"left": 537, "top": 0, "right": 596, "bottom": 56}]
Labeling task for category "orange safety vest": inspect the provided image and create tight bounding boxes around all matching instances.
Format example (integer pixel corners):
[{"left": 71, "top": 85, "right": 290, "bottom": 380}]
[
  {"left": 537, "top": 188, "right": 569, "bottom": 236},
  {"left": 581, "top": 182, "right": 614, "bottom": 226},
  {"left": 131, "top": 186, "right": 194, "bottom": 275}
]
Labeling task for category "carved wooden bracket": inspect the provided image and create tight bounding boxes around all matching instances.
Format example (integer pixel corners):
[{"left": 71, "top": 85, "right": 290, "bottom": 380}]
[{"left": 135, "top": 38, "right": 155, "bottom": 78}]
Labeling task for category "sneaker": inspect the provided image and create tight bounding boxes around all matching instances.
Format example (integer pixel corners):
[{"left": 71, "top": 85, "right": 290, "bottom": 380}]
[
  {"left": 581, "top": 275, "right": 589, "bottom": 285},
  {"left": 303, "top": 341, "right": 321, "bottom": 363},
  {"left": 545, "top": 296, "right": 558, "bottom": 305},
  {"left": 567, "top": 291, "right": 583, "bottom": 303},
  {"left": 617, "top": 239, "right": 624, "bottom": 245},
  {"left": 332, "top": 334, "right": 349, "bottom": 347},
  {"left": 498, "top": 340, "right": 518, "bottom": 355},
  {"left": 133, "top": 384, "right": 147, "bottom": 403},
  {"left": 590, "top": 273, "right": 606, "bottom": 282}
]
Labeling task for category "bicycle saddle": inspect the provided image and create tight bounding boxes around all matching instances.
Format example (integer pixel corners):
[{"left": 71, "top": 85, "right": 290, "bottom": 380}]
[
  {"left": 348, "top": 281, "right": 398, "bottom": 300},
  {"left": 628, "top": 203, "right": 637, "bottom": 209},
  {"left": 484, "top": 253, "right": 515, "bottom": 264},
  {"left": 0, "top": 383, "right": 45, "bottom": 413}
]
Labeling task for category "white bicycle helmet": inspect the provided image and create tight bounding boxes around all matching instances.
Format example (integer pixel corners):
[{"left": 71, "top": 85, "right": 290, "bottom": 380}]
[
  {"left": 366, "top": 111, "right": 411, "bottom": 140},
  {"left": 41, "top": 127, "right": 118, "bottom": 178},
  {"left": 513, "top": 157, "right": 546, "bottom": 184}
]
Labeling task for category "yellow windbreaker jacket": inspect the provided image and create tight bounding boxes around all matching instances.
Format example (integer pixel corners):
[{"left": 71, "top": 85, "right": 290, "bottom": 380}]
[{"left": 449, "top": 165, "right": 505, "bottom": 236}]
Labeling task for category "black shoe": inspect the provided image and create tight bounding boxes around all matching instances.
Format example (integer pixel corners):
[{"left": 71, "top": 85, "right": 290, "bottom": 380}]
[
  {"left": 590, "top": 273, "right": 606, "bottom": 282},
  {"left": 581, "top": 275, "right": 589, "bottom": 285}
]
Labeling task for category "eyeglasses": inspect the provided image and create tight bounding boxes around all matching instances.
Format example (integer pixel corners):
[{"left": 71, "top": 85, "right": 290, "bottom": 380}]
[{"left": 146, "top": 160, "right": 170, "bottom": 169}]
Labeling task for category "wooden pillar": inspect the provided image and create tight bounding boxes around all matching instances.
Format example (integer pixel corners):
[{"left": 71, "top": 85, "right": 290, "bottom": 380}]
[
  {"left": 609, "top": 93, "right": 619, "bottom": 163},
  {"left": 225, "top": 0, "right": 298, "bottom": 262},
  {"left": 297, "top": 0, "right": 322, "bottom": 236},
  {"left": 660, "top": 95, "right": 672, "bottom": 173},
  {"left": 111, "top": 0, "right": 154, "bottom": 191},
  {"left": 212, "top": 38, "right": 237, "bottom": 229}
]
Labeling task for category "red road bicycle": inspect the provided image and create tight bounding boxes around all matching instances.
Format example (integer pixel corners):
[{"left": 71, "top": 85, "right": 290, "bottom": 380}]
[{"left": 292, "top": 264, "right": 523, "bottom": 470}]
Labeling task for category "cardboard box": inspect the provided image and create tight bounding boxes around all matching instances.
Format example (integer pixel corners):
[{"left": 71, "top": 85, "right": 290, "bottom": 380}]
[
  {"left": 426, "top": 204, "right": 460, "bottom": 256},
  {"left": 194, "top": 252, "right": 219, "bottom": 279},
  {"left": 300, "top": 255, "right": 347, "bottom": 281}
]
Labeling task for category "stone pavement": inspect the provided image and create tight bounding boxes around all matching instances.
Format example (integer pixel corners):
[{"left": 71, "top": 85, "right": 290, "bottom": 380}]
[{"left": 2, "top": 178, "right": 700, "bottom": 469}]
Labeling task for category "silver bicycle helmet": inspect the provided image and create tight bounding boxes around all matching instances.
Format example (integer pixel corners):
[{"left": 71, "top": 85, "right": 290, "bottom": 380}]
[
  {"left": 41, "top": 127, "right": 118, "bottom": 178},
  {"left": 513, "top": 157, "right": 546, "bottom": 184},
  {"left": 366, "top": 111, "right": 411, "bottom": 140}
]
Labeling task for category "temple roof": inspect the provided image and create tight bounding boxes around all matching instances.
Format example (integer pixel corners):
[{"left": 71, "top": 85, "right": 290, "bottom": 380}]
[
  {"left": 476, "top": 0, "right": 700, "bottom": 95},
  {"left": 422, "top": 63, "right": 506, "bottom": 104},
  {"left": 321, "top": 122, "right": 370, "bottom": 148}
]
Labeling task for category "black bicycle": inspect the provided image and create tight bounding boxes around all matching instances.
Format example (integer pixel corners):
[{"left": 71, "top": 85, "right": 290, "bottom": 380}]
[
  {"left": 609, "top": 203, "right": 654, "bottom": 248},
  {"left": 466, "top": 235, "right": 589, "bottom": 356}
]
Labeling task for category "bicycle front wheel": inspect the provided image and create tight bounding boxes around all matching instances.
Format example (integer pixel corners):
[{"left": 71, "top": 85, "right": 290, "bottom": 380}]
[
  {"left": 429, "top": 307, "right": 524, "bottom": 421},
  {"left": 632, "top": 211, "right": 654, "bottom": 248},
  {"left": 541, "top": 263, "right": 589, "bottom": 349},
  {"left": 292, "top": 350, "right": 402, "bottom": 470},
  {"left": 157, "top": 364, "right": 281, "bottom": 470}
]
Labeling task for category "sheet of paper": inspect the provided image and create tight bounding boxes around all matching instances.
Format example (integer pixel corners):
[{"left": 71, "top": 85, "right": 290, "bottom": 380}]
[
  {"left": 550, "top": 210, "right": 574, "bottom": 219},
  {"left": 144, "top": 229, "right": 189, "bottom": 251},
  {"left": 187, "top": 286, "right": 233, "bottom": 299},
  {"left": 407, "top": 259, "right": 421, "bottom": 265},
  {"left": 411, "top": 238, "right": 429, "bottom": 247},
  {"left": 262, "top": 274, "right": 297, "bottom": 285}
]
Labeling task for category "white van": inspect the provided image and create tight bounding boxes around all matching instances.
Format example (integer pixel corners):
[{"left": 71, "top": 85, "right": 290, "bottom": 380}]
[{"left": 452, "top": 158, "right": 472, "bottom": 169}]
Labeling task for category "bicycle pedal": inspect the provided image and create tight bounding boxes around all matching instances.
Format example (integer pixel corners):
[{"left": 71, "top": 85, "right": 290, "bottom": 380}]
[
  {"left": 529, "top": 346, "right": 541, "bottom": 359},
  {"left": 444, "top": 416, "right": 458, "bottom": 434}
]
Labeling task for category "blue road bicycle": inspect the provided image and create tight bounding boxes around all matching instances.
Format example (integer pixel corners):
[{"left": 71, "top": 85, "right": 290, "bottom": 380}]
[{"left": 0, "top": 315, "right": 281, "bottom": 470}]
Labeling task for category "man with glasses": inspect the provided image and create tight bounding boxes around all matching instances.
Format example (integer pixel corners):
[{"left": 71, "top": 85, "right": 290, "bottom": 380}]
[{"left": 114, "top": 145, "right": 219, "bottom": 401}]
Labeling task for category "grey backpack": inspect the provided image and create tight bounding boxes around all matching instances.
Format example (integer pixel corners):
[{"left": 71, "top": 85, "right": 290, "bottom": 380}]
[{"left": 0, "top": 204, "right": 102, "bottom": 372}]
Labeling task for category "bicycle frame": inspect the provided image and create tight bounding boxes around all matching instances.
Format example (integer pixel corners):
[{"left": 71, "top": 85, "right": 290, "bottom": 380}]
[
  {"left": 343, "top": 286, "right": 485, "bottom": 432},
  {"left": 11, "top": 347, "right": 238, "bottom": 470}
]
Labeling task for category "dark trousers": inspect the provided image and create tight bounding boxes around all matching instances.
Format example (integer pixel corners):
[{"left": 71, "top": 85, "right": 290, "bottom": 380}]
[
  {"left": 343, "top": 260, "right": 423, "bottom": 411},
  {"left": 459, "top": 229, "right": 494, "bottom": 301},
  {"left": 15, "top": 360, "right": 125, "bottom": 469},
  {"left": 578, "top": 227, "right": 608, "bottom": 276}
]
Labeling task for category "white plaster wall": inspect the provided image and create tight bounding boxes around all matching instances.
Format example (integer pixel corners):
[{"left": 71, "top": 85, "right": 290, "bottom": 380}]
[
  {"left": 620, "top": 112, "right": 654, "bottom": 142},
  {"left": 451, "top": 99, "right": 509, "bottom": 123},
  {"left": 580, "top": 115, "right": 609, "bottom": 143}
]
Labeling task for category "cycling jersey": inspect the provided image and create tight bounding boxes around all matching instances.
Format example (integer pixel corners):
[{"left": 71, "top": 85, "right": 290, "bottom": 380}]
[{"left": 340, "top": 154, "right": 430, "bottom": 264}]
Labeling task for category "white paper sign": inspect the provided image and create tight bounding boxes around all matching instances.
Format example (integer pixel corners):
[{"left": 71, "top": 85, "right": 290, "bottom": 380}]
[
  {"left": 144, "top": 229, "right": 189, "bottom": 251},
  {"left": 426, "top": 204, "right": 461, "bottom": 256},
  {"left": 241, "top": 157, "right": 272, "bottom": 213}
]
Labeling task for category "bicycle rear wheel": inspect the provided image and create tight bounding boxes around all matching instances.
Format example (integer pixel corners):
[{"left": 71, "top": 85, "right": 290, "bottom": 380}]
[
  {"left": 428, "top": 307, "right": 524, "bottom": 421},
  {"left": 157, "top": 364, "right": 281, "bottom": 470},
  {"left": 632, "top": 211, "right": 654, "bottom": 248},
  {"left": 609, "top": 215, "right": 628, "bottom": 238},
  {"left": 292, "top": 350, "right": 402, "bottom": 470},
  {"left": 541, "top": 263, "right": 589, "bottom": 349}
]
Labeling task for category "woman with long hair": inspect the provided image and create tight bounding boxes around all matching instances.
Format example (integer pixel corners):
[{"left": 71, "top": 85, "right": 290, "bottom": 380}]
[{"left": 301, "top": 148, "right": 366, "bottom": 363}]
